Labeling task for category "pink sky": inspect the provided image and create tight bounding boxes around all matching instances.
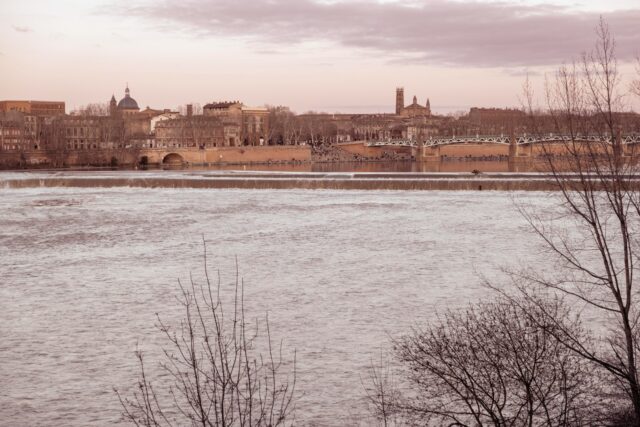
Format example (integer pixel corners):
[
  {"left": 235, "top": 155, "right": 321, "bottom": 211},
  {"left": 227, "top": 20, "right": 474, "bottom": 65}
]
[{"left": 1, "top": 0, "right": 639, "bottom": 114}]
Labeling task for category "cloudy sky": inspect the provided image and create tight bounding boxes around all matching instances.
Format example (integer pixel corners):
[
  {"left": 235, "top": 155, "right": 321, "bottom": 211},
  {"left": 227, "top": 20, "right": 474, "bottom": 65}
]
[{"left": 1, "top": 0, "right": 639, "bottom": 113}]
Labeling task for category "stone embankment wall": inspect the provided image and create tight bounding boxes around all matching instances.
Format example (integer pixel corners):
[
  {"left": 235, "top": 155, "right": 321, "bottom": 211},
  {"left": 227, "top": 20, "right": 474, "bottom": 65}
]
[
  {"left": 204, "top": 146, "right": 311, "bottom": 163},
  {"left": 335, "top": 142, "right": 415, "bottom": 160},
  {"left": 0, "top": 149, "right": 144, "bottom": 169},
  {"left": 0, "top": 146, "right": 312, "bottom": 169},
  {"left": 141, "top": 146, "right": 311, "bottom": 164}
]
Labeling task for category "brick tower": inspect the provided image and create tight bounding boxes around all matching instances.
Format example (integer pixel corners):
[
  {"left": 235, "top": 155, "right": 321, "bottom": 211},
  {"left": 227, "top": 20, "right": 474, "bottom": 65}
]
[{"left": 395, "top": 87, "right": 404, "bottom": 115}]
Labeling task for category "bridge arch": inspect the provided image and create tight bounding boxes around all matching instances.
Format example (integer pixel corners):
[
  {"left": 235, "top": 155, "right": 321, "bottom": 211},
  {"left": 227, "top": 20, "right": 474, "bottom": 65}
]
[{"left": 162, "top": 153, "right": 185, "bottom": 165}]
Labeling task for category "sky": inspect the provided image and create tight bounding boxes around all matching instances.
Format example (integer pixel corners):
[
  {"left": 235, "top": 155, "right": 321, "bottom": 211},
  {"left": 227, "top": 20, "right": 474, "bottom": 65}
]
[{"left": 1, "top": 0, "right": 639, "bottom": 114}]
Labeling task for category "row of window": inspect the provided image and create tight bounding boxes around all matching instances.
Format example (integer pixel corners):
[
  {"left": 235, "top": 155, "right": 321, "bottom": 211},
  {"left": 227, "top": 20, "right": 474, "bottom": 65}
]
[
  {"left": 1, "top": 144, "right": 23, "bottom": 150},
  {"left": 66, "top": 127, "right": 100, "bottom": 137},
  {"left": 64, "top": 142, "right": 124, "bottom": 150}
]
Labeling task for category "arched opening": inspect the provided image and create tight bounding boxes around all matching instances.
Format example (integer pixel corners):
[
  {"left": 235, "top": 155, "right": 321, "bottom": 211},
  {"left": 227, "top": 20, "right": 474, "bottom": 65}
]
[{"left": 162, "top": 153, "right": 185, "bottom": 165}]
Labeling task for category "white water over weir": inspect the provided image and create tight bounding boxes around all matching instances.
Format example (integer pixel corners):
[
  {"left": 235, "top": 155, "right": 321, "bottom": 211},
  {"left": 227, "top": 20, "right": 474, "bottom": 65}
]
[{"left": 0, "top": 170, "right": 611, "bottom": 191}]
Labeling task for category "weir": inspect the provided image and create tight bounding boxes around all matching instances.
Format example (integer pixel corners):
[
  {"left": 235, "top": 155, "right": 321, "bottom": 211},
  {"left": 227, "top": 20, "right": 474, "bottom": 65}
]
[{"left": 3, "top": 171, "right": 638, "bottom": 191}]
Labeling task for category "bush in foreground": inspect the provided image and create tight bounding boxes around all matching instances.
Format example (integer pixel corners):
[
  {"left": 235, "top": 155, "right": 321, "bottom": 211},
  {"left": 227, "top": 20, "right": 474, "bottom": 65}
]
[
  {"left": 365, "top": 295, "right": 610, "bottom": 426},
  {"left": 115, "top": 251, "right": 297, "bottom": 427}
]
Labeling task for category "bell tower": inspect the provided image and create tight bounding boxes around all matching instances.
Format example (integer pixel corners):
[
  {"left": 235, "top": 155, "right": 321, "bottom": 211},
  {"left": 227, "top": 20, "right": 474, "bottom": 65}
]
[
  {"left": 395, "top": 87, "right": 404, "bottom": 115},
  {"left": 109, "top": 94, "right": 117, "bottom": 116}
]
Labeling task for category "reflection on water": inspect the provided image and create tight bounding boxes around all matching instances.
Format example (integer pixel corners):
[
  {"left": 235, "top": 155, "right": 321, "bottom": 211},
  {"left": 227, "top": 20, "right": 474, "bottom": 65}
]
[
  {"left": 183, "top": 160, "right": 546, "bottom": 173},
  {"left": 10, "top": 160, "right": 555, "bottom": 174}
]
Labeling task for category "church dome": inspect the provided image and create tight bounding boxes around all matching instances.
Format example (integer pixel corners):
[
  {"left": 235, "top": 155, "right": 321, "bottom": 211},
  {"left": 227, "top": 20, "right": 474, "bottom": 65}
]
[{"left": 117, "top": 85, "right": 139, "bottom": 111}]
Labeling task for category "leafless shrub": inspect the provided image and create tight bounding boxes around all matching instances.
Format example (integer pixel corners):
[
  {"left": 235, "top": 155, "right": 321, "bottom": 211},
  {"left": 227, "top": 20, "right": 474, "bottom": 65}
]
[
  {"left": 115, "top": 248, "right": 297, "bottom": 426},
  {"left": 366, "top": 295, "right": 602, "bottom": 426},
  {"left": 362, "top": 352, "right": 403, "bottom": 427}
]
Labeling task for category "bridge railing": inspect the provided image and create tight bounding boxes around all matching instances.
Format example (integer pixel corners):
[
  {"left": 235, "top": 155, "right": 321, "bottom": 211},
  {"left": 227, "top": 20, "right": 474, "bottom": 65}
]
[
  {"left": 426, "top": 135, "right": 510, "bottom": 146},
  {"left": 365, "top": 139, "right": 417, "bottom": 147},
  {"left": 424, "top": 134, "right": 640, "bottom": 147}
]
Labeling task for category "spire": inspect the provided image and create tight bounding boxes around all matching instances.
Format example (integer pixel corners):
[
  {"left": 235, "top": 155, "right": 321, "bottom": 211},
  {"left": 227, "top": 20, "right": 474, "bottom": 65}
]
[
  {"left": 426, "top": 98, "right": 430, "bottom": 108},
  {"left": 413, "top": 95, "right": 417, "bottom": 104},
  {"left": 125, "top": 83, "right": 130, "bottom": 97},
  {"left": 109, "top": 94, "right": 117, "bottom": 116}
]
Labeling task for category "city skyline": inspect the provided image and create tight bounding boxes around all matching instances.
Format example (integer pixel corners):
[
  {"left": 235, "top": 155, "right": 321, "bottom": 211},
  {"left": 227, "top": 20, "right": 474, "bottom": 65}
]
[{"left": 2, "top": 0, "right": 640, "bottom": 113}]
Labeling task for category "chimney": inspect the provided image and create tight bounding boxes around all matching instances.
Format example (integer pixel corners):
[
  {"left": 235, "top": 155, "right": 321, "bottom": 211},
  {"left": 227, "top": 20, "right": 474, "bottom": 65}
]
[{"left": 187, "top": 104, "right": 193, "bottom": 117}]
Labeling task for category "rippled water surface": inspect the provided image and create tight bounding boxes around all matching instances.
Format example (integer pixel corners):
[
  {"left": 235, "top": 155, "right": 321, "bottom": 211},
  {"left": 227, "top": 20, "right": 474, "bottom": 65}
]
[{"left": 0, "top": 186, "right": 557, "bottom": 426}]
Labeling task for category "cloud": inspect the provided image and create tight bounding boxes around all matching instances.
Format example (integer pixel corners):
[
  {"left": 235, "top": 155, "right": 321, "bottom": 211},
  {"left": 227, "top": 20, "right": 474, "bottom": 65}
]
[
  {"left": 253, "top": 49, "right": 285, "bottom": 56},
  {"left": 114, "top": 0, "right": 640, "bottom": 67},
  {"left": 502, "top": 68, "right": 544, "bottom": 77},
  {"left": 13, "top": 25, "right": 32, "bottom": 33}
]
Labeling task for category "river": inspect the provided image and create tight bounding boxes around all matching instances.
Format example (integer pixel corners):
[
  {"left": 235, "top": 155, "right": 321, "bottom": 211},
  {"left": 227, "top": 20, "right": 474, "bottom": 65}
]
[{"left": 0, "top": 183, "right": 557, "bottom": 425}]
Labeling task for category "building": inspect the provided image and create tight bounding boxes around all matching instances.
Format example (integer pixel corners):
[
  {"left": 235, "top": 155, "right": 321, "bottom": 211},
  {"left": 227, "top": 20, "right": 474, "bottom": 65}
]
[
  {"left": 0, "top": 100, "right": 65, "bottom": 152},
  {"left": 203, "top": 101, "right": 243, "bottom": 118},
  {"left": 203, "top": 101, "right": 269, "bottom": 146},
  {"left": 150, "top": 111, "right": 181, "bottom": 134},
  {"left": 52, "top": 116, "right": 125, "bottom": 151},
  {"left": 466, "top": 107, "right": 528, "bottom": 134},
  {"left": 468, "top": 107, "right": 526, "bottom": 125},
  {"left": 106, "top": 85, "right": 169, "bottom": 140},
  {"left": 395, "top": 88, "right": 431, "bottom": 118},
  {"left": 0, "top": 114, "right": 26, "bottom": 151},
  {"left": 111, "top": 85, "right": 140, "bottom": 115},
  {"left": 0, "top": 100, "right": 65, "bottom": 116},
  {"left": 0, "top": 111, "right": 46, "bottom": 151},
  {"left": 154, "top": 116, "right": 240, "bottom": 148}
]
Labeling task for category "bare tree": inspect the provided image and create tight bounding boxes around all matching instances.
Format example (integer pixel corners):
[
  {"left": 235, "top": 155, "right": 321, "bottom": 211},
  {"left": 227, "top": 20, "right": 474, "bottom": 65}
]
[
  {"left": 72, "top": 103, "right": 110, "bottom": 116},
  {"left": 265, "top": 106, "right": 302, "bottom": 146},
  {"left": 115, "top": 248, "right": 297, "bottom": 426},
  {"left": 41, "top": 117, "right": 70, "bottom": 167},
  {"left": 513, "top": 18, "right": 640, "bottom": 421},
  {"left": 633, "top": 57, "right": 640, "bottom": 99},
  {"left": 367, "top": 295, "right": 598, "bottom": 426}
]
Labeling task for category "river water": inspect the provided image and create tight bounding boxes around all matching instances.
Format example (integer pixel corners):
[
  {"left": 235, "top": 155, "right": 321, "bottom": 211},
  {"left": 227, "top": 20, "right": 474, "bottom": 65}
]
[{"left": 0, "top": 184, "right": 558, "bottom": 426}]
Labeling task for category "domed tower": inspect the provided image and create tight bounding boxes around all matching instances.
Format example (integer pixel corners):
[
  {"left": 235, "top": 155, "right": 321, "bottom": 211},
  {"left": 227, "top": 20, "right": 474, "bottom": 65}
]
[
  {"left": 109, "top": 94, "right": 117, "bottom": 116},
  {"left": 117, "top": 84, "right": 140, "bottom": 114},
  {"left": 426, "top": 98, "right": 431, "bottom": 116}
]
